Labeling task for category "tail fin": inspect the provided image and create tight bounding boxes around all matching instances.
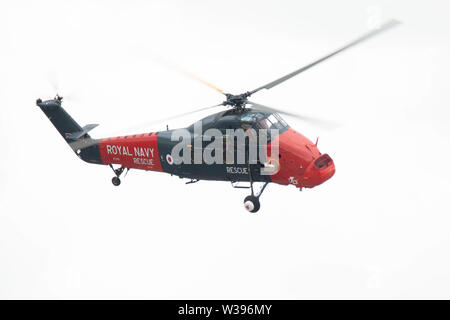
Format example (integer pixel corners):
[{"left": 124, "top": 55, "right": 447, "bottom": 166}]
[{"left": 36, "top": 96, "right": 103, "bottom": 164}]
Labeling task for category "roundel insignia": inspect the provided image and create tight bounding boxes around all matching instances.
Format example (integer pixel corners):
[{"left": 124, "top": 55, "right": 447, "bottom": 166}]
[
  {"left": 166, "top": 154, "right": 174, "bottom": 165},
  {"left": 268, "top": 158, "right": 280, "bottom": 174},
  {"left": 261, "top": 158, "right": 280, "bottom": 175}
]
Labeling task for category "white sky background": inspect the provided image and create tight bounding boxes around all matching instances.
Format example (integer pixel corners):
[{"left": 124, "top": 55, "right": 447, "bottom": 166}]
[{"left": 0, "top": 0, "right": 449, "bottom": 299}]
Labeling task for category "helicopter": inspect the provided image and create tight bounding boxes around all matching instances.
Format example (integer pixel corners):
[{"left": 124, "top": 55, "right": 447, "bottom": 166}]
[{"left": 36, "top": 20, "right": 399, "bottom": 212}]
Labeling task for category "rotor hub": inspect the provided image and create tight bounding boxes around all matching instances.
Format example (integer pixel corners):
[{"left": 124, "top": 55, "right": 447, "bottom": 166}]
[{"left": 224, "top": 92, "right": 251, "bottom": 109}]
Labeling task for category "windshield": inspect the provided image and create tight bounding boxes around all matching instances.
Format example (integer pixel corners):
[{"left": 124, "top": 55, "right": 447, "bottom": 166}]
[
  {"left": 241, "top": 112, "right": 288, "bottom": 129},
  {"left": 240, "top": 111, "right": 289, "bottom": 138},
  {"left": 264, "top": 113, "right": 288, "bottom": 130}
]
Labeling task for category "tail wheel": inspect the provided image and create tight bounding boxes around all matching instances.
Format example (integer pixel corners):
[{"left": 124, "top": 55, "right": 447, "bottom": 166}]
[
  {"left": 244, "top": 195, "right": 260, "bottom": 213},
  {"left": 112, "top": 176, "right": 121, "bottom": 186}
]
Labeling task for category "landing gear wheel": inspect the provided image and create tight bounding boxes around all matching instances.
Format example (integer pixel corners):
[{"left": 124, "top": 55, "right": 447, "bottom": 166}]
[
  {"left": 112, "top": 176, "right": 121, "bottom": 186},
  {"left": 244, "top": 195, "right": 260, "bottom": 213}
]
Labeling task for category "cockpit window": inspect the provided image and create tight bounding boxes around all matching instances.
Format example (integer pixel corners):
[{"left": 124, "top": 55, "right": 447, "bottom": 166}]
[
  {"left": 240, "top": 111, "right": 289, "bottom": 131},
  {"left": 259, "top": 113, "right": 289, "bottom": 131},
  {"left": 240, "top": 113, "right": 257, "bottom": 123},
  {"left": 258, "top": 118, "right": 270, "bottom": 129},
  {"left": 265, "top": 114, "right": 283, "bottom": 130}
]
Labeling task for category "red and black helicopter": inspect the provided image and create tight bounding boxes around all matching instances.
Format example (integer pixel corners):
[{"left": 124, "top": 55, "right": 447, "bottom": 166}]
[{"left": 37, "top": 20, "right": 399, "bottom": 212}]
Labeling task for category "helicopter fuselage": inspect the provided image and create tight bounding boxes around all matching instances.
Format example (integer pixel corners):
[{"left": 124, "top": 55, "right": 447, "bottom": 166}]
[
  {"left": 94, "top": 109, "right": 334, "bottom": 189},
  {"left": 97, "top": 128, "right": 334, "bottom": 189},
  {"left": 37, "top": 98, "right": 335, "bottom": 190}
]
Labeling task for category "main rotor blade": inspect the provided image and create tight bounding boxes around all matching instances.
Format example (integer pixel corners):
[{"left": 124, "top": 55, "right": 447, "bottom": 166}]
[
  {"left": 71, "top": 103, "right": 225, "bottom": 150},
  {"left": 154, "top": 57, "right": 225, "bottom": 95},
  {"left": 249, "top": 19, "right": 401, "bottom": 95},
  {"left": 107, "top": 102, "right": 225, "bottom": 135},
  {"left": 247, "top": 101, "right": 338, "bottom": 129}
]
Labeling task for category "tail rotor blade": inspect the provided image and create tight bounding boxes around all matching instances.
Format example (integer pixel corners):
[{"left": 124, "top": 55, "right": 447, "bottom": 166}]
[
  {"left": 45, "top": 69, "right": 81, "bottom": 103},
  {"left": 46, "top": 69, "right": 61, "bottom": 95}
]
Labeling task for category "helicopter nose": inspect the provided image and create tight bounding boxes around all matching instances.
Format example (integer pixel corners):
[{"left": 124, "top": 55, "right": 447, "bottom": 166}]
[{"left": 302, "top": 154, "right": 335, "bottom": 188}]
